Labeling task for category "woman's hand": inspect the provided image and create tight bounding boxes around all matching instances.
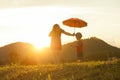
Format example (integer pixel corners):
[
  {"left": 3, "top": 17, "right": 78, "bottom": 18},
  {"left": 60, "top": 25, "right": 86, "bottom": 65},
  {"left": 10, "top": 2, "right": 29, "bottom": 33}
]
[{"left": 73, "top": 33, "right": 75, "bottom": 36}]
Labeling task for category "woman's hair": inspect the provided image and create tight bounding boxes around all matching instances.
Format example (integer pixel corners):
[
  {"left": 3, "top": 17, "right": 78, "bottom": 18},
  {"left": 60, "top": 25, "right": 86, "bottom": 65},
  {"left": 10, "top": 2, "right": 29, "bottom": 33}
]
[
  {"left": 49, "top": 24, "right": 61, "bottom": 36},
  {"left": 52, "top": 24, "right": 60, "bottom": 31},
  {"left": 76, "top": 32, "right": 82, "bottom": 40}
]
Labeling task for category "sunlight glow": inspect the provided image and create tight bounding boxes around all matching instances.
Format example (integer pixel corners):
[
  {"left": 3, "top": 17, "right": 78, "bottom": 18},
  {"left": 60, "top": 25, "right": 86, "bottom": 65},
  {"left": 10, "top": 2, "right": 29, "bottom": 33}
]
[
  {"left": 0, "top": 6, "right": 89, "bottom": 48},
  {"left": 32, "top": 37, "right": 50, "bottom": 49}
]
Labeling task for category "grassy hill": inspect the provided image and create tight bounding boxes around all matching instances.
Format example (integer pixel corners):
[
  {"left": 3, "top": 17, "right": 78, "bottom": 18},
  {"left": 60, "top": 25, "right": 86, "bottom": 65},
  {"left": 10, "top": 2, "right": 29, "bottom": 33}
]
[
  {"left": 0, "top": 37, "right": 120, "bottom": 80},
  {"left": 0, "top": 58, "right": 120, "bottom": 80},
  {"left": 0, "top": 37, "right": 120, "bottom": 64}
]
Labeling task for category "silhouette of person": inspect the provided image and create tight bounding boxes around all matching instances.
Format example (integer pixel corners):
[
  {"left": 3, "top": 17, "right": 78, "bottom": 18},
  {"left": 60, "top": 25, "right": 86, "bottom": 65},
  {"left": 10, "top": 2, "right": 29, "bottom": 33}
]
[
  {"left": 49, "top": 24, "right": 75, "bottom": 63},
  {"left": 75, "top": 32, "right": 83, "bottom": 62}
]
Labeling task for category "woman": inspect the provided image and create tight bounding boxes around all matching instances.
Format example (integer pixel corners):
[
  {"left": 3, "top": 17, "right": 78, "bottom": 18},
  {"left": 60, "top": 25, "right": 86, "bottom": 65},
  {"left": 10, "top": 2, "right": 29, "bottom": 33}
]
[{"left": 49, "top": 24, "right": 75, "bottom": 63}]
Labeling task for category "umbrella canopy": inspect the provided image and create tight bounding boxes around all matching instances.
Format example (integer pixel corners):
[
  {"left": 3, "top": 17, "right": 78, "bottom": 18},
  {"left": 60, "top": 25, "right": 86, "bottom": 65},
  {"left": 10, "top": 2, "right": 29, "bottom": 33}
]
[{"left": 63, "top": 18, "right": 87, "bottom": 28}]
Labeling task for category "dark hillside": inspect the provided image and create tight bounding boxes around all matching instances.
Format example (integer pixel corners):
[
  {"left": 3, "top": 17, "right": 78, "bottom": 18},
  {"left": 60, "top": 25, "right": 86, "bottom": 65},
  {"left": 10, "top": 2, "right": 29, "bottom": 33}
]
[
  {"left": 0, "top": 37, "right": 120, "bottom": 64},
  {"left": 62, "top": 37, "right": 120, "bottom": 61},
  {"left": 0, "top": 42, "right": 36, "bottom": 65}
]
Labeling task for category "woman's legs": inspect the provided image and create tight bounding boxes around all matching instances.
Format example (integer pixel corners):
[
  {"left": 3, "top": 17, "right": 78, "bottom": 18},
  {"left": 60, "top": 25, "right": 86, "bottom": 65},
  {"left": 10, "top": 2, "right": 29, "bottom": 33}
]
[{"left": 52, "top": 50, "right": 61, "bottom": 64}]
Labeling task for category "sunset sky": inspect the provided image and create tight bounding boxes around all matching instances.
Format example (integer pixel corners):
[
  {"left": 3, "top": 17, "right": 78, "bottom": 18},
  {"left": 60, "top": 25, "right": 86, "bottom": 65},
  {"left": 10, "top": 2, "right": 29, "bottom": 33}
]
[{"left": 0, "top": 0, "right": 120, "bottom": 48}]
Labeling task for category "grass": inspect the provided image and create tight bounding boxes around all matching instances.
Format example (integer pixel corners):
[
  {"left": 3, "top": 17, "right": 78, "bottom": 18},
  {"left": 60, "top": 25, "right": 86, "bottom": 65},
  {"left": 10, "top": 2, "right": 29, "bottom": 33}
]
[{"left": 0, "top": 58, "right": 120, "bottom": 80}]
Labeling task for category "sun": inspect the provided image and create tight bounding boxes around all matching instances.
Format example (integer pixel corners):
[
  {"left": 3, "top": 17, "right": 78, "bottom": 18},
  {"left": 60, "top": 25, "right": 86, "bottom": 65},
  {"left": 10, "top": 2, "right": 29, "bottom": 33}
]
[{"left": 32, "top": 37, "right": 50, "bottom": 50}]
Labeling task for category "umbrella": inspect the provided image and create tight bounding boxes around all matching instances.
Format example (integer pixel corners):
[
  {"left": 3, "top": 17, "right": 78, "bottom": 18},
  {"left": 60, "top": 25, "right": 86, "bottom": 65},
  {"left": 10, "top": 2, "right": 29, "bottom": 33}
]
[{"left": 63, "top": 18, "right": 87, "bottom": 32}]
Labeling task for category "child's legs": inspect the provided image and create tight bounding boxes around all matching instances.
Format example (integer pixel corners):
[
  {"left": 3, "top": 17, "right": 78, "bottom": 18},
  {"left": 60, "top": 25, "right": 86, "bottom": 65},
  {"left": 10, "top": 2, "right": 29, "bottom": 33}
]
[{"left": 77, "top": 52, "right": 83, "bottom": 61}]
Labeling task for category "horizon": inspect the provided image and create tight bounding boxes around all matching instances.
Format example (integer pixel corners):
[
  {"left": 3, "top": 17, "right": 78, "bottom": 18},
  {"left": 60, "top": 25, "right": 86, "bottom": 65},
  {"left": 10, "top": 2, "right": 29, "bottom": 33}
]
[
  {"left": 0, "top": 36, "right": 119, "bottom": 49},
  {"left": 0, "top": 0, "right": 120, "bottom": 48}
]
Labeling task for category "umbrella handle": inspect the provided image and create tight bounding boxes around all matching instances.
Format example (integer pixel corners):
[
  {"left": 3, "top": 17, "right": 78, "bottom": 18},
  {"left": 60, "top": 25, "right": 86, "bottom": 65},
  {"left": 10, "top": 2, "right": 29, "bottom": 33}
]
[
  {"left": 74, "top": 27, "right": 75, "bottom": 33},
  {"left": 74, "top": 21, "right": 76, "bottom": 33}
]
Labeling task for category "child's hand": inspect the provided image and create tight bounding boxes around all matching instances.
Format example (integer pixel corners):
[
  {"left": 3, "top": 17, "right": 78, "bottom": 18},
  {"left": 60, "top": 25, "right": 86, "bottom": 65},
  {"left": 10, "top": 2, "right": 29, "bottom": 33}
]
[{"left": 70, "top": 44, "right": 73, "bottom": 47}]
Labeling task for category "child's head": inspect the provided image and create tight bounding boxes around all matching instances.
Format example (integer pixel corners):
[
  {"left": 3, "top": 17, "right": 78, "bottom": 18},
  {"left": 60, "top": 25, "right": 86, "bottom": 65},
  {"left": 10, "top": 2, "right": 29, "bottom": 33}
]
[{"left": 75, "top": 32, "right": 82, "bottom": 40}]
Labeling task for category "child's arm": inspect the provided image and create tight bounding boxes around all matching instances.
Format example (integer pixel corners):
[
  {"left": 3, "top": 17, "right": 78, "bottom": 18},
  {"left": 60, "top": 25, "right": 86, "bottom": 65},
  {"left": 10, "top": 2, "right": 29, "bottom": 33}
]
[{"left": 70, "top": 41, "right": 77, "bottom": 47}]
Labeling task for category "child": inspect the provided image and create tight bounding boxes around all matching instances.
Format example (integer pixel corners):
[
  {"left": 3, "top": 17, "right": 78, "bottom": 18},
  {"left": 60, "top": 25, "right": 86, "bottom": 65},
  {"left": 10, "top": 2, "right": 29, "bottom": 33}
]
[{"left": 75, "top": 32, "right": 83, "bottom": 62}]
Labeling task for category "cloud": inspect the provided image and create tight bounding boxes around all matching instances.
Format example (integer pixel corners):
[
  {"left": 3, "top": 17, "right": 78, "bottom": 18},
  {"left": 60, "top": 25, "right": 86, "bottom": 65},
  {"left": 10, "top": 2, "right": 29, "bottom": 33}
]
[
  {"left": 0, "top": 0, "right": 64, "bottom": 8},
  {"left": 0, "top": 0, "right": 120, "bottom": 9}
]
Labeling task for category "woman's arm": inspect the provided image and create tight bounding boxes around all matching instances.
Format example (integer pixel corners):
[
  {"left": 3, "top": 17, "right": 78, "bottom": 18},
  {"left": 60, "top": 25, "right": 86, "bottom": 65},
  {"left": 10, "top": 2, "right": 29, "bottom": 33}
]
[{"left": 63, "top": 30, "right": 75, "bottom": 36}]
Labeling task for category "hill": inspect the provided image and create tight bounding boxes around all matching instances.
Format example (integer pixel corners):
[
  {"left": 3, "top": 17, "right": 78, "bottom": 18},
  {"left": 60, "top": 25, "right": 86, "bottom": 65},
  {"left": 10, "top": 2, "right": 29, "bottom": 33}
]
[
  {"left": 0, "top": 37, "right": 120, "bottom": 64},
  {"left": 0, "top": 42, "right": 37, "bottom": 65},
  {"left": 62, "top": 37, "right": 120, "bottom": 62},
  {"left": 0, "top": 42, "right": 52, "bottom": 65}
]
